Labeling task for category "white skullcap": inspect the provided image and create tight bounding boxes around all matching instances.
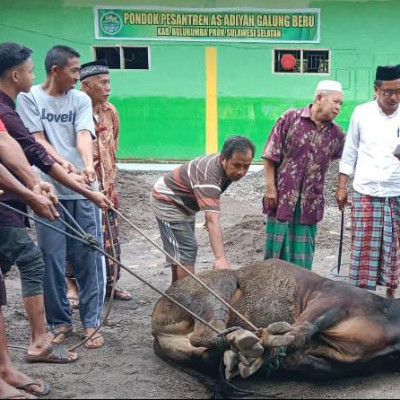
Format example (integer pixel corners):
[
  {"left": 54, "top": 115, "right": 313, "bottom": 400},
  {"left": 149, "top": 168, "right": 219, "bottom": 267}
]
[{"left": 316, "top": 80, "right": 343, "bottom": 93}]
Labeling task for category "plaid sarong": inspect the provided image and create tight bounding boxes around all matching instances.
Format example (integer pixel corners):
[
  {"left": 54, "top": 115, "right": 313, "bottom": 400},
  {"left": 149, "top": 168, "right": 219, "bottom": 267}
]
[
  {"left": 350, "top": 191, "right": 400, "bottom": 291},
  {"left": 264, "top": 201, "right": 317, "bottom": 270}
]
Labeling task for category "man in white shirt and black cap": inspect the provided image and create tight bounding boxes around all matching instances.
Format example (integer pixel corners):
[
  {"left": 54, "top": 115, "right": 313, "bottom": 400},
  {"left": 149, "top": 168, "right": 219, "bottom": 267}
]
[
  {"left": 263, "top": 80, "right": 345, "bottom": 270},
  {"left": 337, "top": 65, "right": 400, "bottom": 299}
]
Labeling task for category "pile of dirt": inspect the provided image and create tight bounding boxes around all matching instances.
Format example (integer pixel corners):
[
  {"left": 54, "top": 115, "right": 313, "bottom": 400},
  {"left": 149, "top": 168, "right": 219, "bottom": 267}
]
[
  {"left": 224, "top": 170, "right": 265, "bottom": 208},
  {"left": 116, "top": 170, "right": 158, "bottom": 243},
  {"left": 224, "top": 215, "right": 265, "bottom": 265}
]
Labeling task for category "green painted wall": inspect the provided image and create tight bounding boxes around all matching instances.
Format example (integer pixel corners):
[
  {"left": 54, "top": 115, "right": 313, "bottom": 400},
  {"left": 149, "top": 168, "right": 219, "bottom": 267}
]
[{"left": 1, "top": 0, "right": 399, "bottom": 160}]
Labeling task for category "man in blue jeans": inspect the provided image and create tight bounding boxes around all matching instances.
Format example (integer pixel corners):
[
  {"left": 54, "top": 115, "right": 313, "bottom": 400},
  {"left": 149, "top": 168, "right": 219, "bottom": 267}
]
[
  {"left": 0, "top": 42, "right": 111, "bottom": 363},
  {"left": 17, "top": 45, "right": 107, "bottom": 349}
]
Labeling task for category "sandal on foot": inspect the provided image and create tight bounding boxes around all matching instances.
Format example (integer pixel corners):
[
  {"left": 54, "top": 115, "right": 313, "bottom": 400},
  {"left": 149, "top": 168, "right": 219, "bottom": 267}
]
[
  {"left": 106, "top": 287, "right": 132, "bottom": 301},
  {"left": 0, "top": 390, "right": 37, "bottom": 399},
  {"left": 25, "top": 344, "right": 78, "bottom": 364},
  {"left": 51, "top": 326, "right": 73, "bottom": 344},
  {"left": 15, "top": 379, "right": 51, "bottom": 396},
  {"left": 84, "top": 333, "right": 104, "bottom": 350}
]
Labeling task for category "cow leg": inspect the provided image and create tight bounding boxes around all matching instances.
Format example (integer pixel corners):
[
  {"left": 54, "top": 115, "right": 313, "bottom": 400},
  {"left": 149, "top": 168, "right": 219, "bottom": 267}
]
[
  {"left": 153, "top": 330, "right": 221, "bottom": 373},
  {"left": 152, "top": 297, "right": 221, "bottom": 372},
  {"left": 282, "top": 351, "right": 368, "bottom": 379},
  {"left": 152, "top": 275, "right": 243, "bottom": 373},
  {"left": 286, "top": 305, "right": 348, "bottom": 351}
]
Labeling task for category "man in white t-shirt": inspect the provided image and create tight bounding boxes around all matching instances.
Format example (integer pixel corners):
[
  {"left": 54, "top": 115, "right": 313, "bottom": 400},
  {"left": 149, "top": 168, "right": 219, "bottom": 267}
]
[
  {"left": 17, "top": 45, "right": 106, "bottom": 349},
  {"left": 337, "top": 65, "right": 400, "bottom": 299}
]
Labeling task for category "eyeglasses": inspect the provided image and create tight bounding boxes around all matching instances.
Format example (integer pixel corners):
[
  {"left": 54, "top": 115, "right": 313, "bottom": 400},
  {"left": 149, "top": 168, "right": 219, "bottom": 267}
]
[{"left": 380, "top": 88, "right": 400, "bottom": 97}]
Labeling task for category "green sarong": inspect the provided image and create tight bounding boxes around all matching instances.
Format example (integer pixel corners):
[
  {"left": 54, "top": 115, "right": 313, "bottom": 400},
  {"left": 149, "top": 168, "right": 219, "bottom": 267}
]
[{"left": 264, "top": 201, "right": 317, "bottom": 270}]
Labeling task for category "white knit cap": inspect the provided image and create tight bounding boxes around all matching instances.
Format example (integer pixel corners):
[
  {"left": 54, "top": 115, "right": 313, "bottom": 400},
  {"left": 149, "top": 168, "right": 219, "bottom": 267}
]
[{"left": 316, "top": 80, "right": 343, "bottom": 93}]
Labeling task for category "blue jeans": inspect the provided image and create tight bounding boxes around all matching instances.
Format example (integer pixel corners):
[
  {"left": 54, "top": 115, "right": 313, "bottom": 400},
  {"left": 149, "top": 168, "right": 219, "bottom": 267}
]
[{"left": 35, "top": 199, "right": 106, "bottom": 330}]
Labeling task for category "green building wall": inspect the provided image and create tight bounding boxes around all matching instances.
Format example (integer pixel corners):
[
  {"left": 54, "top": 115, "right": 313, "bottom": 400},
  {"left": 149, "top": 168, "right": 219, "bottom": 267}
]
[{"left": 1, "top": 0, "right": 399, "bottom": 160}]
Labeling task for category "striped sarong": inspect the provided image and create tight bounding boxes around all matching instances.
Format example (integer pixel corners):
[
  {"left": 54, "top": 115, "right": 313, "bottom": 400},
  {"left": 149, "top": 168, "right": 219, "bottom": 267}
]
[
  {"left": 264, "top": 201, "right": 317, "bottom": 270},
  {"left": 350, "top": 191, "right": 400, "bottom": 291}
]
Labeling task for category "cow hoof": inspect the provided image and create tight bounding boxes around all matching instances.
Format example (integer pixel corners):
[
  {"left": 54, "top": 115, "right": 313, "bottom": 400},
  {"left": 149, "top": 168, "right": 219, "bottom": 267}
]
[
  {"left": 224, "top": 350, "right": 240, "bottom": 382},
  {"left": 224, "top": 350, "right": 238, "bottom": 372},
  {"left": 239, "top": 342, "right": 264, "bottom": 359},
  {"left": 262, "top": 327, "right": 295, "bottom": 348},
  {"left": 238, "top": 353, "right": 252, "bottom": 367},
  {"left": 238, "top": 356, "right": 264, "bottom": 379},
  {"left": 268, "top": 321, "right": 293, "bottom": 335},
  {"left": 225, "top": 368, "right": 240, "bottom": 382},
  {"left": 235, "top": 330, "right": 261, "bottom": 351},
  {"left": 268, "top": 333, "right": 295, "bottom": 348}
]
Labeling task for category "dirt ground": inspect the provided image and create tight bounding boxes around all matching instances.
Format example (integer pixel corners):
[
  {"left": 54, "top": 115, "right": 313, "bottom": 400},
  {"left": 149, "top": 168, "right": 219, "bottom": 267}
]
[{"left": 3, "top": 162, "right": 400, "bottom": 399}]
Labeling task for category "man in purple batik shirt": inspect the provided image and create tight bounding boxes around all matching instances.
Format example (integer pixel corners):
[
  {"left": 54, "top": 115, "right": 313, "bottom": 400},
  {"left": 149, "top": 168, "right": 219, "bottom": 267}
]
[{"left": 262, "top": 80, "right": 345, "bottom": 270}]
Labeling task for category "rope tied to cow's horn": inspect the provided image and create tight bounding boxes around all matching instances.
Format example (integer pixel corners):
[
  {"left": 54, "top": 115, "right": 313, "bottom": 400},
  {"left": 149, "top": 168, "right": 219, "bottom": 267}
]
[{"left": 112, "top": 208, "right": 259, "bottom": 333}]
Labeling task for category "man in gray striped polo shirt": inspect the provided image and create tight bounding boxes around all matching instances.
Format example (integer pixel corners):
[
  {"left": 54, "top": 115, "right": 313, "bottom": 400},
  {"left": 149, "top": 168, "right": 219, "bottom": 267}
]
[{"left": 150, "top": 136, "right": 255, "bottom": 282}]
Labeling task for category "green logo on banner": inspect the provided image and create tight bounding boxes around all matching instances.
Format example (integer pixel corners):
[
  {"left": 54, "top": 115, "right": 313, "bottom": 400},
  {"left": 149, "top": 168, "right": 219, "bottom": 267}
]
[{"left": 100, "top": 12, "right": 122, "bottom": 35}]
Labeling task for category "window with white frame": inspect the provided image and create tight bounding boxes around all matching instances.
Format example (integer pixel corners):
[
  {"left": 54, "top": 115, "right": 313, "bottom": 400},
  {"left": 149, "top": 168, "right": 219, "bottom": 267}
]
[
  {"left": 274, "top": 49, "right": 330, "bottom": 74},
  {"left": 93, "top": 46, "right": 150, "bottom": 70}
]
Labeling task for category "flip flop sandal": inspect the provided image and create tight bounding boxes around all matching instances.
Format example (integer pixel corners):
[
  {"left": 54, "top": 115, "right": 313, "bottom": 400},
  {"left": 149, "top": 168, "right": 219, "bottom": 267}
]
[
  {"left": 113, "top": 289, "right": 132, "bottom": 301},
  {"left": 106, "top": 288, "right": 132, "bottom": 301},
  {"left": 25, "top": 344, "right": 78, "bottom": 364},
  {"left": 51, "top": 326, "right": 73, "bottom": 344},
  {"left": 16, "top": 379, "right": 51, "bottom": 397},
  {"left": 84, "top": 334, "right": 104, "bottom": 350},
  {"left": 0, "top": 390, "right": 36, "bottom": 399}
]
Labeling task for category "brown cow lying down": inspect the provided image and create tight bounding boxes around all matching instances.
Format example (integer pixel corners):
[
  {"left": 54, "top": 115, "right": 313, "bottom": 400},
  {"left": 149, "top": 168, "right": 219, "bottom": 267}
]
[{"left": 152, "top": 259, "right": 400, "bottom": 381}]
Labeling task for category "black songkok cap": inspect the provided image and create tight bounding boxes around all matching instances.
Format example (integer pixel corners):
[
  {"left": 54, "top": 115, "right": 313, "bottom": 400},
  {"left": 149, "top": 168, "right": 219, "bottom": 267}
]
[
  {"left": 376, "top": 65, "right": 400, "bottom": 81},
  {"left": 80, "top": 60, "right": 109, "bottom": 81}
]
